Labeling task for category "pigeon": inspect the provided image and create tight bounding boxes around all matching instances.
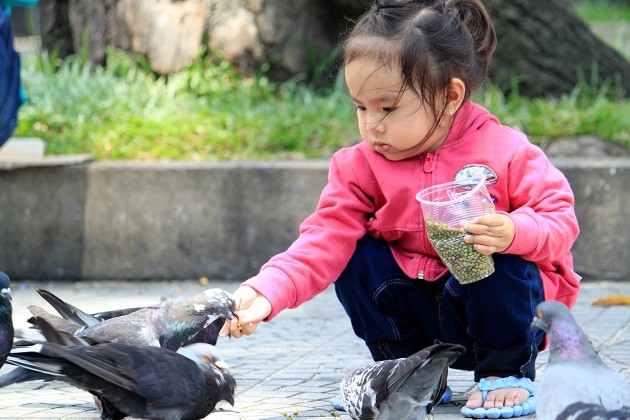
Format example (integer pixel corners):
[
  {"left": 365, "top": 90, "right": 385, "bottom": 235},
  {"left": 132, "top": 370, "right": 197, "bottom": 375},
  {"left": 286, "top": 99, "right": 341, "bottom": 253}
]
[
  {"left": 34, "top": 288, "right": 225, "bottom": 346},
  {"left": 24, "top": 288, "right": 235, "bottom": 351},
  {"left": 339, "top": 342, "right": 465, "bottom": 419},
  {"left": 531, "top": 300, "right": 630, "bottom": 420},
  {"left": 5, "top": 325, "right": 236, "bottom": 420},
  {"left": 0, "top": 272, "right": 13, "bottom": 369}
]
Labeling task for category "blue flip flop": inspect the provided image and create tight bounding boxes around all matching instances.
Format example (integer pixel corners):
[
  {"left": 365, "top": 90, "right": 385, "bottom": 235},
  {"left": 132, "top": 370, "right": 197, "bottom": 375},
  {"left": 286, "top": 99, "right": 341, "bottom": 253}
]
[{"left": 460, "top": 376, "right": 536, "bottom": 419}]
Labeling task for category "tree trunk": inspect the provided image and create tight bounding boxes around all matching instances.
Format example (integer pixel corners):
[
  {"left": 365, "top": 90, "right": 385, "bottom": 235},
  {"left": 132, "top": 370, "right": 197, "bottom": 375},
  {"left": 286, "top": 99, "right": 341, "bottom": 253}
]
[
  {"left": 485, "top": 0, "right": 630, "bottom": 97},
  {"left": 38, "top": 0, "right": 74, "bottom": 59},
  {"left": 331, "top": 0, "right": 630, "bottom": 97},
  {"left": 34, "top": 0, "right": 630, "bottom": 98}
]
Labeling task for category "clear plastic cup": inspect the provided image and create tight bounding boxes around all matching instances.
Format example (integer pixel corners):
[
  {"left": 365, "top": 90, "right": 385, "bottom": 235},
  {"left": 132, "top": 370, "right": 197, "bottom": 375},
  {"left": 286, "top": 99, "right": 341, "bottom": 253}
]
[{"left": 416, "top": 176, "right": 496, "bottom": 284}]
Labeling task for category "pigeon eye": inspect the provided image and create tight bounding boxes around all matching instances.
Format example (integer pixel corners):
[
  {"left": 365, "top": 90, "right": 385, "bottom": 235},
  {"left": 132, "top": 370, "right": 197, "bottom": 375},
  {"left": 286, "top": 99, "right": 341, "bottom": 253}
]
[
  {"left": 202, "top": 355, "right": 214, "bottom": 364},
  {"left": 537, "top": 310, "right": 543, "bottom": 318}
]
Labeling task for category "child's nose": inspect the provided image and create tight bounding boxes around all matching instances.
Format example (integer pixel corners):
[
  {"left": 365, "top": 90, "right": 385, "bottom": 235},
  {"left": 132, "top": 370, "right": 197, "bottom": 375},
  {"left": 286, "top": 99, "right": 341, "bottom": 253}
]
[{"left": 366, "top": 116, "right": 384, "bottom": 132}]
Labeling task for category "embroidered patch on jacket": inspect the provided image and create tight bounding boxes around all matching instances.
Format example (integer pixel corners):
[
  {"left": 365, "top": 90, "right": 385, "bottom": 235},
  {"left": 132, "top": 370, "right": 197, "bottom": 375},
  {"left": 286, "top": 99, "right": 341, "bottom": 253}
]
[{"left": 454, "top": 164, "right": 498, "bottom": 203}]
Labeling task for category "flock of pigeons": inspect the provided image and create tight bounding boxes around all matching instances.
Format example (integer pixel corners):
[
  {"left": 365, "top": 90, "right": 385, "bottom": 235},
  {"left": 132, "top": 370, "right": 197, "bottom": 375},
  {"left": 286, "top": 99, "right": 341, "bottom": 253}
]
[
  {"left": 0, "top": 271, "right": 629, "bottom": 420},
  {"left": 0, "top": 272, "right": 236, "bottom": 419}
]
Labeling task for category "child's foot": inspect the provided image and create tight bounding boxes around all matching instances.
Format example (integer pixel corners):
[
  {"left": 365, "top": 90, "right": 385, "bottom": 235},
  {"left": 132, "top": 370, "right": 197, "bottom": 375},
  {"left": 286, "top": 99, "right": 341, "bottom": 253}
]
[
  {"left": 460, "top": 376, "right": 536, "bottom": 418},
  {"left": 465, "top": 376, "right": 530, "bottom": 409}
]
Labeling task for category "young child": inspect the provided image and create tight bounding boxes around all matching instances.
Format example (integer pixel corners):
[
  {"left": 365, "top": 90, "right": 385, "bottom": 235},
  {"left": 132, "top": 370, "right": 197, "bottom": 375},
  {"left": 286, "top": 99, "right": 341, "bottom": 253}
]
[{"left": 221, "top": 0, "right": 580, "bottom": 417}]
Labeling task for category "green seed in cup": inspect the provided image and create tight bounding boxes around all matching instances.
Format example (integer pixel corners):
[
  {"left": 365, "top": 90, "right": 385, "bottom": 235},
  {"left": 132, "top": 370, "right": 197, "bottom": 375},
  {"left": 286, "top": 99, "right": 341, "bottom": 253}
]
[{"left": 425, "top": 220, "right": 494, "bottom": 284}]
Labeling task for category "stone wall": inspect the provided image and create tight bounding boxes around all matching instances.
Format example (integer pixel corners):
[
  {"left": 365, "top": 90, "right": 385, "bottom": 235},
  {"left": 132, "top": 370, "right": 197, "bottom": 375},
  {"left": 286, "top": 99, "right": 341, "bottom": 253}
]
[{"left": 1, "top": 158, "right": 628, "bottom": 282}]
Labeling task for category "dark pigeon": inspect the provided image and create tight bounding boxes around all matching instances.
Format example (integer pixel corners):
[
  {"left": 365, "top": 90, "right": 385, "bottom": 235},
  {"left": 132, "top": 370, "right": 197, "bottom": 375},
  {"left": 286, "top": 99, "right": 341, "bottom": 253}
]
[
  {"left": 35, "top": 288, "right": 225, "bottom": 346},
  {"left": 25, "top": 288, "right": 235, "bottom": 351},
  {"left": 531, "top": 300, "right": 630, "bottom": 420},
  {"left": 339, "top": 342, "right": 465, "bottom": 420},
  {"left": 5, "top": 334, "right": 236, "bottom": 420},
  {"left": 0, "top": 272, "right": 13, "bottom": 369}
]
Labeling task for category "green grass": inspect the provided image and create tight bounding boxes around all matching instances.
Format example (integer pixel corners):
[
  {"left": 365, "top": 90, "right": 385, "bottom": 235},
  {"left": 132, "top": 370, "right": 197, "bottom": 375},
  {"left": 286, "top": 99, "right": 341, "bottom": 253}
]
[
  {"left": 11, "top": 2, "right": 630, "bottom": 161},
  {"left": 16, "top": 48, "right": 358, "bottom": 160},
  {"left": 574, "top": 0, "right": 630, "bottom": 22}
]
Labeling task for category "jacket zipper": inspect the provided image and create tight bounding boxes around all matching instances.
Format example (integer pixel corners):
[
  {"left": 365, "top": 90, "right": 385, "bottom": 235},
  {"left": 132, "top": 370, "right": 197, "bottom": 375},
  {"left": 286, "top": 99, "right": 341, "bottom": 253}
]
[
  {"left": 424, "top": 153, "right": 435, "bottom": 173},
  {"left": 419, "top": 153, "right": 435, "bottom": 280}
]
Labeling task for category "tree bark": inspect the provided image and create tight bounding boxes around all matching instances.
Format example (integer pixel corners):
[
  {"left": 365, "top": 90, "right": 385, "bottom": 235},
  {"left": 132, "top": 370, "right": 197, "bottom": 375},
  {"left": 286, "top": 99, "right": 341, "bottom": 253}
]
[
  {"left": 34, "top": 0, "right": 630, "bottom": 98},
  {"left": 485, "top": 0, "right": 630, "bottom": 97}
]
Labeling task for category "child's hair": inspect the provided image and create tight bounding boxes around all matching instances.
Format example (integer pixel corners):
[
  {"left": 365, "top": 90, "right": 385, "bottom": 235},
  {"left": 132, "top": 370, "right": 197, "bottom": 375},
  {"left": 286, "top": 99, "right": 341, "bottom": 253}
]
[{"left": 344, "top": 0, "right": 496, "bottom": 120}]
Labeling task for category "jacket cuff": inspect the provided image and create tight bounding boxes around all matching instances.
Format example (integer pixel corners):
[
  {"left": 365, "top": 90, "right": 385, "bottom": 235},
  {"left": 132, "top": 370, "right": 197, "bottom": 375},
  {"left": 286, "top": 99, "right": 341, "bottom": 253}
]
[
  {"left": 242, "top": 266, "right": 297, "bottom": 321},
  {"left": 502, "top": 210, "right": 538, "bottom": 256}
]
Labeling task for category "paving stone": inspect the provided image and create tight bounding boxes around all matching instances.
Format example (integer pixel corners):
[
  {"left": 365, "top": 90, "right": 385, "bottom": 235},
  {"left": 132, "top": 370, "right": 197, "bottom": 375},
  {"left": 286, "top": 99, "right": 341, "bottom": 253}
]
[{"left": 1, "top": 279, "right": 628, "bottom": 419}]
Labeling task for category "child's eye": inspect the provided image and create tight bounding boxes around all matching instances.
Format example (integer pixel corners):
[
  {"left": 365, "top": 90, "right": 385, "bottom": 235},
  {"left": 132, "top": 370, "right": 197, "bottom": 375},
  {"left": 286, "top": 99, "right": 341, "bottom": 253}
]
[
  {"left": 383, "top": 107, "right": 396, "bottom": 113},
  {"left": 355, "top": 105, "right": 366, "bottom": 111}
]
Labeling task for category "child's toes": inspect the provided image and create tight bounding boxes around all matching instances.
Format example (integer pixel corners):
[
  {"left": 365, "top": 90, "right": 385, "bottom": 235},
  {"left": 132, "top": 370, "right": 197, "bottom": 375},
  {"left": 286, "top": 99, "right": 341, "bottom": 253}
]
[{"left": 465, "top": 389, "right": 484, "bottom": 408}]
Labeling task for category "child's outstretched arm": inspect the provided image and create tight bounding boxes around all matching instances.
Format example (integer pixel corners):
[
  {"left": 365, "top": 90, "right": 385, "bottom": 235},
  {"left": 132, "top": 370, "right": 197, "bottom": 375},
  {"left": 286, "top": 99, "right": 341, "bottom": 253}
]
[{"left": 220, "top": 285, "right": 272, "bottom": 338}]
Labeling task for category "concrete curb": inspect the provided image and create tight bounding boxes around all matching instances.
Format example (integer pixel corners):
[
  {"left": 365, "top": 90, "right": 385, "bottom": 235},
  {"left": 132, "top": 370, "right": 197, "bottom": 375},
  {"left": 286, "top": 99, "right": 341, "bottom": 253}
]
[{"left": 0, "top": 158, "right": 628, "bottom": 281}]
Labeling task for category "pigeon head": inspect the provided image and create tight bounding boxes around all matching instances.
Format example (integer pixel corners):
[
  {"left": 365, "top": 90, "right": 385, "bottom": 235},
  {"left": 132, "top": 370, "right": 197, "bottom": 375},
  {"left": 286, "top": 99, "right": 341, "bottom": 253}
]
[
  {"left": 200, "top": 289, "right": 236, "bottom": 321},
  {"left": 531, "top": 300, "right": 600, "bottom": 363},
  {"left": 0, "top": 272, "right": 11, "bottom": 302},
  {"left": 177, "top": 342, "right": 236, "bottom": 406},
  {"left": 530, "top": 300, "right": 566, "bottom": 333},
  {"left": 177, "top": 342, "right": 230, "bottom": 373}
]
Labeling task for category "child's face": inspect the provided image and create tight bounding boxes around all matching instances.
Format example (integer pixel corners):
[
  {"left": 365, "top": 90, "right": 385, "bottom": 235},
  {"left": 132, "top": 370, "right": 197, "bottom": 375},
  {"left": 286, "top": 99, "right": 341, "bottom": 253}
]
[{"left": 345, "top": 57, "right": 451, "bottom": 161}]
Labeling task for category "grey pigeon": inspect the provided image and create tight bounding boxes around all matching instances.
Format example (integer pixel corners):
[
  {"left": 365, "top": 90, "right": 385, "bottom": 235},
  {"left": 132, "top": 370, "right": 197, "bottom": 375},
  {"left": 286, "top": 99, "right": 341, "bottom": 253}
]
[
  {"left": 531, "top": 300, "right": 630, "bottom": 420},
  {"left": 5, "top": 333, "right": 236, "bottom": 420},
  {"left": 25, "top": 288, "right": 235, "bottom": 351},
  {"left": 34, "top": 288, "right": 225, "bottom": 346},
  {"left": 339, "top": 342, "right": 465, "bottom": 420},
  {"left": 0, "top": 272, "right": 13, "bottom": 369}
]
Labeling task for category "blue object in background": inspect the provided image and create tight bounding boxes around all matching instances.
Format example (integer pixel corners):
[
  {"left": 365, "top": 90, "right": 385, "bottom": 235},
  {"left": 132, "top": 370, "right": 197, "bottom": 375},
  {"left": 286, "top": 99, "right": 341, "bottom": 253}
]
[{"left": 0, "top": 2, "right": 23, "bottom": 147}]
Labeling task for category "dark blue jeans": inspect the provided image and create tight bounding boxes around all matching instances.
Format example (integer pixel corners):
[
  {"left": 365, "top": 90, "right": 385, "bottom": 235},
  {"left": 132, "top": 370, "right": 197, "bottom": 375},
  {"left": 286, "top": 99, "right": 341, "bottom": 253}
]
[{"left": 334, "top": 235, "right": 545, "bottom": 382}]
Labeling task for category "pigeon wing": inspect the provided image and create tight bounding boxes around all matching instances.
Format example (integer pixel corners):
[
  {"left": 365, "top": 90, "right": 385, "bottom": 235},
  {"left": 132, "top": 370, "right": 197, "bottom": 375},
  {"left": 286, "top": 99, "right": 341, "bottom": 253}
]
[
  {"left": 386, "top": 343, "right": 465, "bottom": 417},
  {"left": 341, "top": 357, "right": 418, "bottom": 419},
  {"left": 91, "top": 307, "right": 144, "bottom": 321},
  {"left": 76, "top": 307, "right": 158, "bottom": 347},
  {"left": 51, "top": 343, "right": 204, "bottom": 401}
]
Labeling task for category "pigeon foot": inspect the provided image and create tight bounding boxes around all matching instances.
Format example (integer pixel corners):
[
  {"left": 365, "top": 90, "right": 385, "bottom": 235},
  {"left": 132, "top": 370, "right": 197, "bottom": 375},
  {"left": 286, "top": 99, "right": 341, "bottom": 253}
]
[{"left": 461, "top": 376, "right": 536, "bottom": 419}]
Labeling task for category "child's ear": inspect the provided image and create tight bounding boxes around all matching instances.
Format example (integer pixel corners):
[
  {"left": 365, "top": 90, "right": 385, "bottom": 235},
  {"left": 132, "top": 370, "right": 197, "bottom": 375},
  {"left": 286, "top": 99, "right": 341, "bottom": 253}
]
[{"left": 445, "top": 78, "right": 466, "bottom": 115}]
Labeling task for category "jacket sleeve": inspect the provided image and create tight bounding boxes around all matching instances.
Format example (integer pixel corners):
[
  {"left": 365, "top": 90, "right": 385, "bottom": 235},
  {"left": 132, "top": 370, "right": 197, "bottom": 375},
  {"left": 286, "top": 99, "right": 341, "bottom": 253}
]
[
  {"left": 502, "top": 142, "right": 579, "bottom": 262},
  {"left": 243, "top": 151, "right": 375, "bottom": 320}
]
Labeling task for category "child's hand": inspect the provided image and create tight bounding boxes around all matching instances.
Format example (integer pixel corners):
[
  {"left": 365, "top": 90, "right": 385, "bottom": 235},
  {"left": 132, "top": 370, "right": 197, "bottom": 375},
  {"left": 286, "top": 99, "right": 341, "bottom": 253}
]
[
  {"left": 220, "top": 285, "right": 272, "bottom": 338},
  {"left": 461, "top": 213, "right": 515, "bottom": 255}
]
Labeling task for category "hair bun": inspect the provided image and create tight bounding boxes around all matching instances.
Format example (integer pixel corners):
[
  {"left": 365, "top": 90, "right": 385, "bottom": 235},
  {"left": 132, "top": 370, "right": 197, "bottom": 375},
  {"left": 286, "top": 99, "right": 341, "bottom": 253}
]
[{"left": 447, "top": 0, "right": 497, "bottom": 67}]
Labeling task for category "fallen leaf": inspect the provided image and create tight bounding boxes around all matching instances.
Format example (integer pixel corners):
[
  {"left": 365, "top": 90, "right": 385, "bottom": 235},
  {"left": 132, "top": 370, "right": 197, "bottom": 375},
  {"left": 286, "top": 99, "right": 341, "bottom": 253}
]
[{"left": 590, "top": 295, "right": 630, "bottom": 306}]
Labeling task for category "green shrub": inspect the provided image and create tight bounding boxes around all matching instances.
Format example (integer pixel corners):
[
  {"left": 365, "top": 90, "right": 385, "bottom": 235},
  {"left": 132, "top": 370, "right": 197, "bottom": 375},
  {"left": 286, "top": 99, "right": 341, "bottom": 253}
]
[{"left": 13, "top": 28, "right": 629, "bottom": 160}]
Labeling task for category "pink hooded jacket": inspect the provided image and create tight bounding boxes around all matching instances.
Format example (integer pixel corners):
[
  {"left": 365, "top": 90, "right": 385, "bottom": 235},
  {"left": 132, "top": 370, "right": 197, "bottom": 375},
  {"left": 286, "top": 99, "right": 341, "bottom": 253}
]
[{"left": 244, "top": 100, "right": 581, "bottom": 320}]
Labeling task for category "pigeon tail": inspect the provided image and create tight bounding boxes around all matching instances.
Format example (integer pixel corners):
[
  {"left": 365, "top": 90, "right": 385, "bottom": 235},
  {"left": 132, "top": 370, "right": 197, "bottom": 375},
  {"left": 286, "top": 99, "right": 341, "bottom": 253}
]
[
  {"left": 36, "top": 289, "right": 101, "bottom": 328},
  {"left": 0, "top": 366, "right": 50, "bottom": 387},
  {"left": 28, "top": 305, "right": 85, "bottom": 336}
]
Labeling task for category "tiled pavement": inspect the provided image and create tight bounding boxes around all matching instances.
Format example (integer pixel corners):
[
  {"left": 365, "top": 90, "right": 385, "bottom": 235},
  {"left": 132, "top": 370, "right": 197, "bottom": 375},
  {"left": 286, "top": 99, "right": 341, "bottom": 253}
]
[{"left": 1, "top": 278, "right": 628, "bottom": 419}]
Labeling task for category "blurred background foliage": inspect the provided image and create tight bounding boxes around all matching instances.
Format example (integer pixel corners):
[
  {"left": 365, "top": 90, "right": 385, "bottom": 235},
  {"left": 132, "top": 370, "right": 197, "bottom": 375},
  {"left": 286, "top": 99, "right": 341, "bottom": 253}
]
[{"left": 11, "top": 0, "right": 630, "bottom": 161}]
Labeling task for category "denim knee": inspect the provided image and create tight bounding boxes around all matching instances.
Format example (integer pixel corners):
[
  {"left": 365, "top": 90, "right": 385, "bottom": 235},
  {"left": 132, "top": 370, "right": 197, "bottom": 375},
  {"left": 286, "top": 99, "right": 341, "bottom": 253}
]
[
  {"left": 334, "top": 235, "right": 445, "bottom": 360},
  {"left": 443, "top": 253, "right": 545, "bottom": 380}
]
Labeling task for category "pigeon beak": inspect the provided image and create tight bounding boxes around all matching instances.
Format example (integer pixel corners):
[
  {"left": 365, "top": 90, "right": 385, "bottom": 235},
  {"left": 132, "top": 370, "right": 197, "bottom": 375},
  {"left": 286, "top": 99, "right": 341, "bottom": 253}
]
[
  {"left": 214, "top": 360, "right": 230, "bottom": 373},
  {"left": 530, "top": 315, "right": 549, "bottom": 332},
  {"left": 222, "top": 306, "right": 236, "bottom": 320}
]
